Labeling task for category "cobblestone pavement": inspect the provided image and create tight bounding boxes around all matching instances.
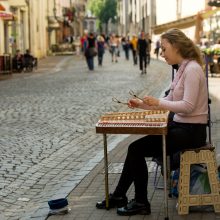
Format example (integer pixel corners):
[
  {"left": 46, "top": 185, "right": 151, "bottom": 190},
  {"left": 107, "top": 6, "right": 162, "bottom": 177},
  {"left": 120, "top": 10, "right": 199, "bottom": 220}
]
[{"left": 0, "top": 53, "right": 173, "bottom": 220}]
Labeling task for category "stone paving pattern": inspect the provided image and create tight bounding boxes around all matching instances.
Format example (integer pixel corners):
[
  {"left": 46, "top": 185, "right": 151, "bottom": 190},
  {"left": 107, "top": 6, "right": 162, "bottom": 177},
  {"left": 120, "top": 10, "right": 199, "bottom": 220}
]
[{"left": 0, "top": 53, "right": 220, "bottom": 220}]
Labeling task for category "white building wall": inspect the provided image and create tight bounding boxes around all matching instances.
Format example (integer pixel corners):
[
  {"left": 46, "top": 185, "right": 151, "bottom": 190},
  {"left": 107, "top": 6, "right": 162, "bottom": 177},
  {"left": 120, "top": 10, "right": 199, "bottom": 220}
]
[
  {"left": 0, "top": 20, "right": 4, "bottom": 54},
  {"left": 1, "top": 0, "right": 81, "bottom": 58},
  {"left": 38, "top": 0, "right": 47, "bottom": 57},
  {"left": 23, "top": 8, "right": 29, "bottom": 51},
  {"left": 132, "top": 0, "right": 135, "bottom": 23},
  {"left": 118, "top": 0, "right": 151, "bottom": 36},
  {"left": 154, "top": 0, "right": 206, "bottom": 41},
  {"left": 47, "top": 0, "right": 58, "bottom": 46},
  {"left": 156, "top": 0, "right": 205, "bottom": 25},
  {"left": 122, "top": 0, "right": 126, "bottom": 35}
]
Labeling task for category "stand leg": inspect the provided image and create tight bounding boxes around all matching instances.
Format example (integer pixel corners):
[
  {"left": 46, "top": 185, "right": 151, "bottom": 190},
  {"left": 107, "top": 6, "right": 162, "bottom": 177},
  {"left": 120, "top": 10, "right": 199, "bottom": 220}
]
[
  {"left": 103, "top": 134, "right": 109, "bottom": 209},
  {"left": 162, "top": 135, "right": 169, "bottom": 219}
]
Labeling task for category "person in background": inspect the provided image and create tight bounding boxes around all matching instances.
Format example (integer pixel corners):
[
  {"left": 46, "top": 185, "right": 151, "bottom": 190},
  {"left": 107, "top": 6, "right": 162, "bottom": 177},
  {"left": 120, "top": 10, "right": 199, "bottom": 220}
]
[
  {"left": 130, "top": 34, "right": 138, "bottom": 65},
  {"left": 137, "top": 31, "right": 149, "bottom": 74},
  {"left": 121, "top": 35, "right": 130, "bottom": 60},
  {"left": 101, "top": 33, "right": 106, "bottom": 43},
  {"left": 23, "top": 49, "right": 34, "bottom": 70},
  {"left": 115, "top": 34, "right": 121, "bottom": 58},
  {"left": 154, "top": 39, "right": 161, "bottom": 59},
  {"left": 96, "top": 28, "right": 208, "bottom": 216},
  {"left": 12, "top": 49, "right": 23, "bottom": 72},
  {"left": 109, "top": 33, "right": 119, "bottom": 63},
  {"left": 97, "top": 35, "right": 105, "bottom": 66},
  {"left": 84, "top": 32, "right": 96, "bottom": 71},
  {"left": 80, "top": 32, "right": 88, "bottom": 53}
]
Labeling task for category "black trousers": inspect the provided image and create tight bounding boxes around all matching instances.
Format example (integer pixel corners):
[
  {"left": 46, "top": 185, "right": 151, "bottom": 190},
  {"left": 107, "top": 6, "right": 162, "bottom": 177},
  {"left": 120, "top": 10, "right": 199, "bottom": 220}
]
[
  {"left": 139, "top": 54, "right": 147, "bottom": 71},
  {"left": 113, "top": 121, "right": 207, "bottom": 204},
  {"left": 132, "top": 50, "right": 137, "bottom": 65},
  {"left": 146, "top": 52, "right": 150, "bottom": 65},
  {"left": 98, "top": 51, "right": 104, "bottom": 66}
]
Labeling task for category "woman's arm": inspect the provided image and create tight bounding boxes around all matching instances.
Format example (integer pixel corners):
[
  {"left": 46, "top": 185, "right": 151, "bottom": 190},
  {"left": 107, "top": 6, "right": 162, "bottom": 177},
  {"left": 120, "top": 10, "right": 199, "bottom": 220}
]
[
  {"left": 128, "top": 98, "right": 161, "bottom": 110},
  {"left": 128, "top": 64, "right": 202, "bottom": 113}
]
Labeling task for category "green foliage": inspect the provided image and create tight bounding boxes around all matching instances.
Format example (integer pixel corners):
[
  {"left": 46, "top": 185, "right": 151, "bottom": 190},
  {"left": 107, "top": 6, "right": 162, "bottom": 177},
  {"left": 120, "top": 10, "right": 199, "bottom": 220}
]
[
  {"left": 202, "top": 48, "right": 220, "bottom": 55},
  {"left": 100, "top": 0, "right": 117, "bottom": 23},
  {"left": 88, "top": 0, "right": 117, "bottom": 25},
  {"left": 88, "top": 0, "right": 104, "bottom": 17}
]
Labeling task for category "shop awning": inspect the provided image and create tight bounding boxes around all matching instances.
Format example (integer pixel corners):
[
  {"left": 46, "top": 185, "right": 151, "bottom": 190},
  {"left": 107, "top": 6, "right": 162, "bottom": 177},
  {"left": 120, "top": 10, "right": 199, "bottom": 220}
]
[
  {"left": 0, "top": 1, "right": 14, "bottom": 20},
  {"left": 152, "top": 8, "right": 220, "bottom": 35},
  {"left": 0, "top": 11, "right": 14, "bottom": 20}
]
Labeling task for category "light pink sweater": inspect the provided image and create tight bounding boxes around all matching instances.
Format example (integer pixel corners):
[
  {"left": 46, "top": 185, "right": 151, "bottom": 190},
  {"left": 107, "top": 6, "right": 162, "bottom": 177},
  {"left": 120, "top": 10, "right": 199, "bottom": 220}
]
[{"left": 159, "top": 60, "right": 208, "bottom": 124}]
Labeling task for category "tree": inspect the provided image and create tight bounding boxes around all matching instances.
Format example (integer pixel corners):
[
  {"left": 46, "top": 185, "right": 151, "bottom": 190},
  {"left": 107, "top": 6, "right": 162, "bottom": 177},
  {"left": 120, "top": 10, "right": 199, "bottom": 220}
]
[{"left": 88, "top": 0, "right": 117, "bottom": 34}]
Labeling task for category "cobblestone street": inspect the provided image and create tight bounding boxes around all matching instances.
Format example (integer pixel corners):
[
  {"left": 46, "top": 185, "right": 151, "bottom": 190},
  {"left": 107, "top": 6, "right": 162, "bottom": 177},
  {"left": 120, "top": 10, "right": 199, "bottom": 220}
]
[{"left": 0, "top": 53, "right": 172, "bottom": 219}]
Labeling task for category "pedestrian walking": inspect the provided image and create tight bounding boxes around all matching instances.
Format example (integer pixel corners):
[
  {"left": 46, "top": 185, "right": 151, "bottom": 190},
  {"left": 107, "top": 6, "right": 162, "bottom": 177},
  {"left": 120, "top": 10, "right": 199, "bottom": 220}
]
[
  {"left": 96, "top": 28, "right": 208, "bottom": 216},
  {"left": 130, "top": 34, "right": 138, "bottom": 65},
  {"left": 80, "top": 32, "right": 88, "bottom": 54},
  {"left": 97, "top": 35, "right": 105, "bottom": 66},
  {"left": 137, "top": 31, "right": 149, "bottom": 74},
  {"left": 109, "top": 33, "right": 120, "bottom": 63},
  {"left": 154, "top": 39, "right": 161, "bottom": 59},
  {"left": 121, "top": 36, "right": 130, "bottom": 60},
  {"left": 84, "top": 32, "right": 97, "bottom": 71}
]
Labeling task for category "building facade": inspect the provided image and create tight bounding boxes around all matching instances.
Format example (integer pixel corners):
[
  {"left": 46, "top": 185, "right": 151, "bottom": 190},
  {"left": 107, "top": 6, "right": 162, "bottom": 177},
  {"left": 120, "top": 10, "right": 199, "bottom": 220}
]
[
  {"left": 117, "top": 0, "right": 156, "bottom": 36},
  {"left": 152, "top": 0, "right": 219, "bottom": 44},
  {"left": 0, "top": 1, "right": 11, "bottom": 54},
  {"left": 117, "top": 0, "right": 220, "bottom": 45},
  {"left": 71, "top": 0, "right": 87, "bottom": 38},
  {"left": 0, "top": 0, "right": 87, "bottom": 58}
]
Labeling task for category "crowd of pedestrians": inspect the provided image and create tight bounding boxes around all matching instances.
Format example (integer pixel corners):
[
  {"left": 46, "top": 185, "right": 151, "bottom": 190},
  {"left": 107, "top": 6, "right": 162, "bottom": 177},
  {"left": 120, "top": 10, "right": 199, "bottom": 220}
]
[{"left": 80, "top": 31, "right": 160, "bottom": 73}]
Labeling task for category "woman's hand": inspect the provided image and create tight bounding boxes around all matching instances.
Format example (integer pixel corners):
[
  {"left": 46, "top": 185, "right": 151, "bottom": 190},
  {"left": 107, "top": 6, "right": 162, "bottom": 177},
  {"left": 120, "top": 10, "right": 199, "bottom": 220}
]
[
  {"left": 143, "top": 96, "right": 159, "bottom": 106},
  {"left": 128, "top": 98, "right": 142, "bottom": 109}
]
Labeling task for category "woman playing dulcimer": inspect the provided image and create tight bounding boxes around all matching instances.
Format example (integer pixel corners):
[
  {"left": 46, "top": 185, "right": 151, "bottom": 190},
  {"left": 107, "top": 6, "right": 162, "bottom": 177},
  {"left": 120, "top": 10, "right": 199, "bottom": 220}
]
[{"left": 96, "top": 28, "right": 208, "bottom": 216}]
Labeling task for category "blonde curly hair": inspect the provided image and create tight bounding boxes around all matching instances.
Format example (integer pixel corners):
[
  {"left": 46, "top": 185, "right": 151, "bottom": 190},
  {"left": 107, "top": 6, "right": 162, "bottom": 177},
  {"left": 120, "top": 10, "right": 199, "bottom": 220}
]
[{"left": 161, "top": 28, "right": 203, "bottom": 66}]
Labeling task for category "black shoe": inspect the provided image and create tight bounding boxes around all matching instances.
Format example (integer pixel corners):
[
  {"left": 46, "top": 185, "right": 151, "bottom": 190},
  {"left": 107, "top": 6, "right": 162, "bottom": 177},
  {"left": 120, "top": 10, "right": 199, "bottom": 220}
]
[
  {"left": 117, "top": 199, "right": 151, "bottom": 216},
  {"left": 96, "top": 194, "right": 128, "bottom": 209}
]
